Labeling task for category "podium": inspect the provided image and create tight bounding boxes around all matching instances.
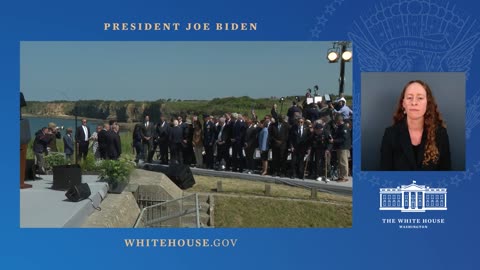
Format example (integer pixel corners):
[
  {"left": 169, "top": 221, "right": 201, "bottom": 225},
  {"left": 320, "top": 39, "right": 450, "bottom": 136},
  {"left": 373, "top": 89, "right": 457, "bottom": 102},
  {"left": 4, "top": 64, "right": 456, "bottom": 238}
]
[{"left": 20, "top": 118, "right": 31, "bottom": 189}]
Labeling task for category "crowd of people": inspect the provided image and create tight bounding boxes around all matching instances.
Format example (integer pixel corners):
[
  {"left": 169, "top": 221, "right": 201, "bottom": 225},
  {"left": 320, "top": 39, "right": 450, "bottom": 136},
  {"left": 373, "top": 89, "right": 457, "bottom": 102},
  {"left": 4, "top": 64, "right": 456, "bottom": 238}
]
[
  {"left": 32, "top": 96, "right": 353, "bottom": 182},
  {"left": 32, "top": 119, "right": 122, "bottom": 174},
  {"left": 133, "top": 97, "right": 352, "bottom": 182}
]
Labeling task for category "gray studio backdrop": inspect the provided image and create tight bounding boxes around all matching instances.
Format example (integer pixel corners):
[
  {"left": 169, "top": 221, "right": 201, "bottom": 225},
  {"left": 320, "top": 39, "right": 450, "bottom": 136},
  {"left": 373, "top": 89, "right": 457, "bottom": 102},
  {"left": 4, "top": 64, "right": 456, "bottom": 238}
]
[{"left": 361, "top": 72, "right": 465, "bottom": 171}]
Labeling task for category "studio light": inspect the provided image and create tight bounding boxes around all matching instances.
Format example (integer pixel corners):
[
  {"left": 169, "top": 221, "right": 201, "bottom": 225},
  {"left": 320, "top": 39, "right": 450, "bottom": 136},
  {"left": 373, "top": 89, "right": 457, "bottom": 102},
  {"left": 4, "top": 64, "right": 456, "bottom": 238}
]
[
  {"left": 327, "top": 50, "right": 339, "bottom": 63},
  {"left": 342, "top": 50, "right": 353, "bottom": 61},
  {"left": 326, "top": 41, "right": 352, "bottom": 95}
]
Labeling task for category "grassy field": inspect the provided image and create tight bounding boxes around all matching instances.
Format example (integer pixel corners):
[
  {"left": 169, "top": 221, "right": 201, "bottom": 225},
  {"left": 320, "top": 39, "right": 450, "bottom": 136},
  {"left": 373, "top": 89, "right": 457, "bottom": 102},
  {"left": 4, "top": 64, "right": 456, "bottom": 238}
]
[
  {"left": 214, "top": 196, "right": 352, "bottom": 228},
  {"left": 189, "top": 175, "right": 352, "bottom": 227},
  {"left": 189, "top": 175, "right": 352, "bottom": 203}
]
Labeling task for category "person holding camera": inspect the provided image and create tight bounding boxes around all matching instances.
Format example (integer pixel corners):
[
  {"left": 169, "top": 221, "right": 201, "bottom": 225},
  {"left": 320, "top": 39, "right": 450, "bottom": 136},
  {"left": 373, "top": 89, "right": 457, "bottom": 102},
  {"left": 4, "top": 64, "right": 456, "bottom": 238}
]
[
  {"left": 331, "top": 97, "right": 353, "bottom": 120},
  {"left": 46, "top": 122, "right": 61, "bottom": 153},
  {"left": 33, "top": 127, "right": 53, "bottom": 174}
]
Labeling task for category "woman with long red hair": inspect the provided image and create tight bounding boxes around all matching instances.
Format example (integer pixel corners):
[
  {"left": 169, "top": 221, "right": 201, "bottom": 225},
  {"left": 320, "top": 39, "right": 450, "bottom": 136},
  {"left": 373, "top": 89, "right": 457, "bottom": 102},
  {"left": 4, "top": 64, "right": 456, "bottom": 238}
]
[{"left": 380, "top": 80, "right": 451, "bottom": 170}]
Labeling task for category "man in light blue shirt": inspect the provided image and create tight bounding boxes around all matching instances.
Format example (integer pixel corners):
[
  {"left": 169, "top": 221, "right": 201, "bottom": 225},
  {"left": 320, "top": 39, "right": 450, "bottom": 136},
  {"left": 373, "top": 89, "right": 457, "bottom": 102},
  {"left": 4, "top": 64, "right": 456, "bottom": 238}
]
[{"left": 333, "top": 97, "right": 352, "bottom": 120}]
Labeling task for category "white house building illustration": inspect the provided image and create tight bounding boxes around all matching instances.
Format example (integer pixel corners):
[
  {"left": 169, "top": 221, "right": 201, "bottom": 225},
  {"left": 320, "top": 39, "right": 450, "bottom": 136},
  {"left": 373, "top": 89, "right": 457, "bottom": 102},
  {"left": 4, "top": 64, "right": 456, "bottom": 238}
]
[{"left": 379, "top": 180, "right": 447, "bottom": 212}]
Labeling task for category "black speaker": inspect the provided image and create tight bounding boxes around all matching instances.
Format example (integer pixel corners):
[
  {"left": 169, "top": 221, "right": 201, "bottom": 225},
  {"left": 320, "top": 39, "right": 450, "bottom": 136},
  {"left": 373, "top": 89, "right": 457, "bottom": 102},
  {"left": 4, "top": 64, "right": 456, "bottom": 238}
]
[
  {"left": 52, "top": 164, "right": 82, "bottom": 190},
  {"left": 65, "top": 183, "right": 91, "bottom": 202},
  {"left": 25, "top": 159, "right": 36, "bottom": 181},
  {"left": 166, "top": 163, "right": 195, "bottom": 190}
]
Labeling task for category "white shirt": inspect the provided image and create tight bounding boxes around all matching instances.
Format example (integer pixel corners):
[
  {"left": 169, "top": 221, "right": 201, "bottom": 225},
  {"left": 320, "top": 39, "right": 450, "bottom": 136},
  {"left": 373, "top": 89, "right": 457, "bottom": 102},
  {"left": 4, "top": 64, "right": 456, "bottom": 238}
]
[
  {"left": 218, "top": 125, "right": 224, "bottom": 140},
  {"left": 82, "top": 125, "right": 88, "bottom": 141}
]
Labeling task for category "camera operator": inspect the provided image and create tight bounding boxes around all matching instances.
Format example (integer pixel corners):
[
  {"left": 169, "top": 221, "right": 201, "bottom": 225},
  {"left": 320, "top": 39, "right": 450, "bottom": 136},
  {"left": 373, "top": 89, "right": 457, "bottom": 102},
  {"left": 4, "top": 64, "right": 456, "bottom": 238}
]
[
  {"left": 33, "top": 127, "right": 53, "bottom": 174},
  {"left": 305, "top": 102, "right": 320, "bottom": 122},
  {"left": 47, "top": 122, "right": 61, "bottom": 153},
  {"left": 331, "top": 97, "right": 352, "bottom": 121},
  {"left": 318, "top": 100, "right": 334, "bottom": 120}
]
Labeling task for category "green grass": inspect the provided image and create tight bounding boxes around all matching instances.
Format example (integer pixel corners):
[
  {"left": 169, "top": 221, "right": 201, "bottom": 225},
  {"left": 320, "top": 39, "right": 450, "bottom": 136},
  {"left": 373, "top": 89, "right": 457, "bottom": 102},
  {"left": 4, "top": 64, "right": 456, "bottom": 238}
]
[
  {"left": 190, "top": 175, "right": 352, "bottom": 203},
  {"left": 22, "top": 95, "right": 353, "bottom": 123},
  {"left": 214, "top": 196, "right": 352, "bottom": 228}
]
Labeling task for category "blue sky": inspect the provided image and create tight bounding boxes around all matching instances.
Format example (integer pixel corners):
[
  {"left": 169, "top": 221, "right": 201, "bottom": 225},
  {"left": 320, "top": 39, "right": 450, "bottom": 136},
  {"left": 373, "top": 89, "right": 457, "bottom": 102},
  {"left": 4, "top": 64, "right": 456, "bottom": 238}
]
[{"left": 20, "top": 41, "right": 352, "bottom": 101}]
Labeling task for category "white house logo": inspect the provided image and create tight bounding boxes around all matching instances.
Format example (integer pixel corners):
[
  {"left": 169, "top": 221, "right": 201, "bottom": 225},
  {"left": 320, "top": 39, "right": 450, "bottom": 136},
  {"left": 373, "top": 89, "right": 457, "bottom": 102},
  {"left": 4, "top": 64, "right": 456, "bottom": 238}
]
[{"left": 379, "top": 180, "right": 447, "bottom": 212}]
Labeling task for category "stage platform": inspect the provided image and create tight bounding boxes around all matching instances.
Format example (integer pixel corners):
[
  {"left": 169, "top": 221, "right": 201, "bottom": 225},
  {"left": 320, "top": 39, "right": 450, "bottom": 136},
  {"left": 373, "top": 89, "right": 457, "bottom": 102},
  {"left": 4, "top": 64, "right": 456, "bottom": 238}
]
[{"left": 20, "top": 175, "right": 108, "bottom": 228}]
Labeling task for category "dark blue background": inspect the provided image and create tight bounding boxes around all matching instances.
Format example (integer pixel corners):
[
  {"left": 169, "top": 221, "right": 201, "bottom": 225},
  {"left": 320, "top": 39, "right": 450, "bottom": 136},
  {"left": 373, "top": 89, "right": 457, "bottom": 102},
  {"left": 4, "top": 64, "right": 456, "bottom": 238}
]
[{"left": 3, "top": 0, "right": 479, "bottom": 269}]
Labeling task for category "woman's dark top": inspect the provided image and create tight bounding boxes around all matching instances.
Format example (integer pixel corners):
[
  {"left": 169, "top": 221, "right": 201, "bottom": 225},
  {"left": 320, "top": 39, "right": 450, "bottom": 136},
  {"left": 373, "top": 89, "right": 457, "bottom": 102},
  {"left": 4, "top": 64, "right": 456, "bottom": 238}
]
[
  {"left": 380, "top": 119, "right": 451, "bottom": 171},
  {"left": 133, "top": 128, "right": 143, "bottom": 144},
  {"left": 412, "top": 144, "right": 421, "bottom": 167}
]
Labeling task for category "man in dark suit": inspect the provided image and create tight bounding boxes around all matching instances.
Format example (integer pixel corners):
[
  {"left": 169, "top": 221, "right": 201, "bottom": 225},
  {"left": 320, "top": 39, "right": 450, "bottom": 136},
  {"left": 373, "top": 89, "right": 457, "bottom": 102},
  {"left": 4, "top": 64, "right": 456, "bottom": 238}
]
[
  {"left": 231, "top": 114, "right": 246, "bottom": 172},
  {"left": 224, "top": 113, "right": 234, "bottom": 170},
  {"left": 106, "top": 124, "right": 121, "bottom": 160},
  {"left": 148, "top": 114, "right": 170, "bottom": 164},
  {"left": 244, "top": 119, "right": 258, "bottom": 174},
  {"left": 142, "top": 115, "right": 155, "bottom": 161},
  {"left": 289, "top": 118, "right": 310, "bottom": 179},
  {"left": 182, "top": 119, "right": 194, "bottom": 165},
  {"left": 270, "top": 115, "right": 290, "bottom": 177},
  {"left": 63, "top": 128, "right": 74, "bottom": 162},
  {"left": 215, "top": 117, "right": 230, "bottom": 170},
  {"left": 309, "top": 122, "right": 333, "bottom": 181},
  {"left": 75, "top": 118, "right": 91, "bottom": 162},
  {"left": 332, "top": 115, "right": 351, "bottom": 181},
  {"left": 169, "top": 119, "right": 184, "bottom": 164},
  {"left": 203, "top": 115, "right": 216, "bottom": 169},
  {"left": 287, "top": 101, "right": 302, "bottom": 126},
  {"left": 97, "top": 123, "right": 109, "bottom": 159}
]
